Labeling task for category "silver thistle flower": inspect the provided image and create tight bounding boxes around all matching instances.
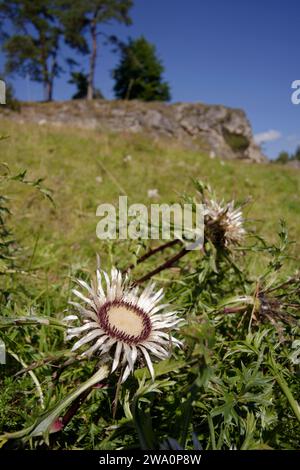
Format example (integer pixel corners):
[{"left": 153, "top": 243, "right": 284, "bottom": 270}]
[
  {"left": 204, "top": 199, "right": 245, "bottom": 247},
  {"left": 65, "top": 266, "right": 182, "bottom": 383}
]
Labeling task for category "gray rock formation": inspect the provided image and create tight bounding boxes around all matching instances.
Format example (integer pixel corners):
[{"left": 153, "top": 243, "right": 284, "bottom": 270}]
[{"left": 1, "top": 100, "right": 266, "bottom": 162}]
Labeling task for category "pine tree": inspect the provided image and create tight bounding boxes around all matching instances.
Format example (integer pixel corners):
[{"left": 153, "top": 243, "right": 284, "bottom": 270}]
[
  {"left": 0, "top": 0, "right": 63, "bottom": 101},
  {"left": 59, "top": 0, "right": 132, "bottom": 100}
]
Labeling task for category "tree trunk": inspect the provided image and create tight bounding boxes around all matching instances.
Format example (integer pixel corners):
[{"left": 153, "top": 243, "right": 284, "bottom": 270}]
[
  {"left": 40, "top": 33, "right": 52, "bottom": 102},
  {"left": 87, "top": 21, "right": 97, "bottom": 101},
  {"left": 46, "top": 56, "right": 57, "bottom": 103},
  {"left": 44, "top": 80, "right": 53, "bottom": 102}
]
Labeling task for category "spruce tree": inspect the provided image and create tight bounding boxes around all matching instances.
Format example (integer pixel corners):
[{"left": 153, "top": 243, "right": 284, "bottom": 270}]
[{"left": 113, "top": 36, "right": 171, "bottom": 101}]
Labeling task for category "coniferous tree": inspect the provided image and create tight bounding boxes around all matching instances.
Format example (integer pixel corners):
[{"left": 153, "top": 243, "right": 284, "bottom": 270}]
[
  {"left": 59, "top": 0, "right": 132, "bottom": 100},
  {"left": 113, "top": 36, "right": 171, "bottom": 101},
  {"left": 0, "top": 0, "right": 63, "bottom": 101}
]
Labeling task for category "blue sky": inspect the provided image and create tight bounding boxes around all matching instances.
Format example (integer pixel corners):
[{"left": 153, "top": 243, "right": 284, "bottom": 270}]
[{"left": 1, "top": 0, "right": 299, "bottom": 159}]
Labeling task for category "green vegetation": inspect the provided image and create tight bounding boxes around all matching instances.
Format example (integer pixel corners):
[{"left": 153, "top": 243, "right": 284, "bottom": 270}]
[
  {"left": 59, "top": 0, "right": 133, "bottom": 100},
  {"left": 274, "top": 146, "right": 300, "bottom": 165},
  {"left": 0, "top": 1, "right": 170, "bottom": 103},
  {"left": 0, "top": 0, "right": 62, "bottom": 102},
  {"left": 0, "top": 0, "right": 133, "bottom": 101},
  {"left": 68, "top": 71, "right": 104, "bottom": 100},
  {"left": 223, "top": 129, "right": 249, "bottom": 153},
  {"left": 0, "top": 121, "right": 299, "bottom": 449},
  {"left": 1, "top": 120, "right": 298, "bottom": 264},
  {"left": 113, "top": 36, "right": 171, "bottom": 101}
]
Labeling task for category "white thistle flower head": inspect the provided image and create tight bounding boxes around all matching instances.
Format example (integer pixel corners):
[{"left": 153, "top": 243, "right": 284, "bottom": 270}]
[
  {"left": 204, "top": 198, "right": 245, "bottom": 247},
  {"left": 65, "top": 266, "right": 182, "bottom": 383}
]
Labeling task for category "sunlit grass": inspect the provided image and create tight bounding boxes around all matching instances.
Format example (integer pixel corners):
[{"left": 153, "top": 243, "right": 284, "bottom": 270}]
[
  {"left": 1, "top": 119, "right": 299, "bottom": 276},
  {"left": 1, "top": 120, "right": 299, "bottom": 449}
]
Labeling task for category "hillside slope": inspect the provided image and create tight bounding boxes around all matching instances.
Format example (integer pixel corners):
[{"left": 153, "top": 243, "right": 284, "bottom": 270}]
[{"left": 1, "top": 119, "right": 299, "bottom": 276}]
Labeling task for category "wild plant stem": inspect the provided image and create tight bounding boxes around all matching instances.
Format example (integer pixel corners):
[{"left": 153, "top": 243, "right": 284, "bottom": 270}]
[
  {"left": 134, "top": 246, "right": 189, "bottom": 285},
  {"left": 222, "top": 306, "right": 246, "bottom": 314},
  {"left": 126, "top": 239, "right": 181, "bottom": 272},
  {"left": 0, "top": 316, "right": 66, "bottom": 330},
  {"left": 268, "top": 354, "right": 300, "bottom": 422},
  {"left": 273, "top": 369, "right": 300, "bottom": 422},
  {"left": 112, "top": 368, "right": 124, "bottom": 419},
  {"left": 207, "top": 415, "right": 216, "bottom": 450}
]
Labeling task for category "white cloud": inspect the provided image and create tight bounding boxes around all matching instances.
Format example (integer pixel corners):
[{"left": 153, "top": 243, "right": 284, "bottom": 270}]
[{"left": 254, "top": 130, "right": 282, "bottom": 145}]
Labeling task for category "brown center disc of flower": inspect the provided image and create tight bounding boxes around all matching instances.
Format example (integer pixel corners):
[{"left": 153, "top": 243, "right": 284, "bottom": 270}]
[
  {"left": 98, "top": 300, "right": 151, "bottom": 344},
  {"left": 108, "top": 305, "right": 144, "bottom": 337}
]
